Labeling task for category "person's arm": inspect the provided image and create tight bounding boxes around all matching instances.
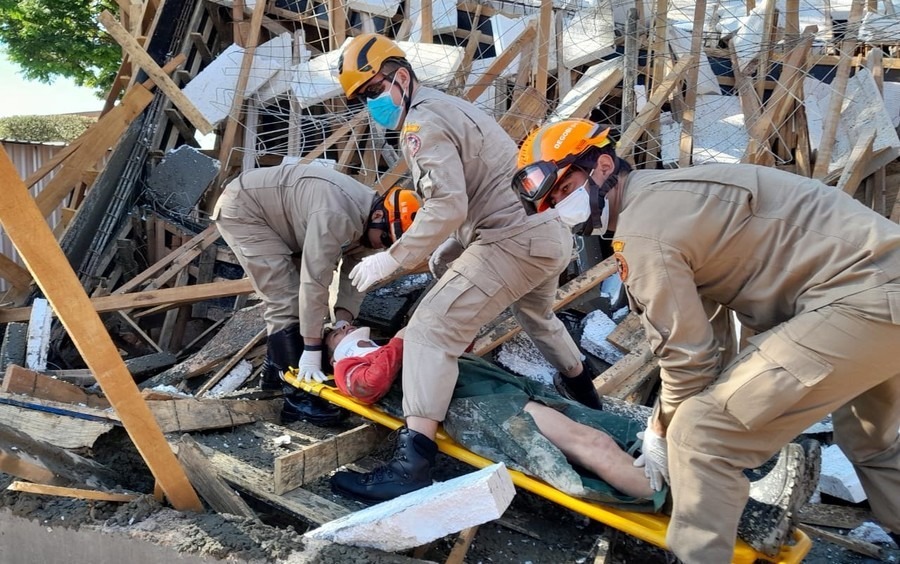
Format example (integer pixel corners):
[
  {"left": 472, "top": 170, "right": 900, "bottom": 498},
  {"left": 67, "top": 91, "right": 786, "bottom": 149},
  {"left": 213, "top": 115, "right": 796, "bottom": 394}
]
[
  {"left": 387, "top": 115, "right": 468, "bottom": 269},
  {"left": 298, "top": 210, "right": 361, "bottom": 341},
  {"left": 622, "top": 240, "right": 720, "bottom": 433},
  {"left": 333, "top": 338, "right": 404, "bottom": 404}
]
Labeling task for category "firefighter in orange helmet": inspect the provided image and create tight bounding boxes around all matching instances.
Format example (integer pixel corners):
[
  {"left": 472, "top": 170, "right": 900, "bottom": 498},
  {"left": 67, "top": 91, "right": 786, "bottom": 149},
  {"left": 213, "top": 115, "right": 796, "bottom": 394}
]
[{"left": 213, "top": 163, "right": 420, "bottom": 426}]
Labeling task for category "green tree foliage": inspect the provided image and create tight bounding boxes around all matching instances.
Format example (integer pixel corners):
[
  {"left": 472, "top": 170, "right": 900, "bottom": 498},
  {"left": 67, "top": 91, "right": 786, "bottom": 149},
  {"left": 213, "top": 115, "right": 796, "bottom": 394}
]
[
  {"left": 0, "top": 0, "right": 120, "bottom": 95},
  {"left": 0, "top": 114, "right": 94, "bottom": 142}
]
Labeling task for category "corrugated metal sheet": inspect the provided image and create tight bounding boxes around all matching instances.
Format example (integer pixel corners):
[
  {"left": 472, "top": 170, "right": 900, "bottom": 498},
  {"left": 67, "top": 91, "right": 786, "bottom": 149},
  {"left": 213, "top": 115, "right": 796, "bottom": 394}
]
[{"left": 1, "top": 141, "right": 70, "bottom": 293}]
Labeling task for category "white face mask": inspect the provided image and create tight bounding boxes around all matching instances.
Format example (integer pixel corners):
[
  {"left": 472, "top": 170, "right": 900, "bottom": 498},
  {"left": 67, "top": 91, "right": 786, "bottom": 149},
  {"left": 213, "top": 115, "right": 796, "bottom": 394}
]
[
  {"left": 554, "top": 184, "right": 591, "bottom": 228},
  {"left": 333, "top": 327, "right": 379, "bottom": 362},
  {"left": 591, "top": 197, "right": 611, "bottom": 237}
]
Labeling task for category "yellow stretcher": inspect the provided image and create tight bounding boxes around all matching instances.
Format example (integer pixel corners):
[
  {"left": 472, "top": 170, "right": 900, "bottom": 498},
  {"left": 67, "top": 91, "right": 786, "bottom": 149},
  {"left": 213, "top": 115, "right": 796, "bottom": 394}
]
[{"left": 285, "top": 375, "right": 811, "bottom": 564}]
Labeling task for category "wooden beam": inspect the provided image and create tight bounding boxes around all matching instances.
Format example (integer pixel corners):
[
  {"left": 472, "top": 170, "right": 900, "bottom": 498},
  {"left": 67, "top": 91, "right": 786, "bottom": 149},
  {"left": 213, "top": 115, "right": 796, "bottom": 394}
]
[
  {"left": 2, "top": 365, "right": 110, "bottom": 409},
  {"left": 196, "top": 328, "right": 266, "bottom": 396},
  {"left": 446, "top": 526, "right": 480, "bottom": 564},
  {"left": 328, "top": 0, "right": 347, "bottom": 49},
  {"left": 146, "top": 399, "right": 276, "bottom": 430},
  {"left": 812, "top": 0, "right": 864, "bottom": 179},
  {"left": 7, "top": 481, "right": 138, "bottom": 503},
  {"left": 0, "top": 393, "right": 114, "bottom": 448},
  {"left": 0, "top": 253, "right": 31, "bottom": 293},
  {"left": 473, "top": 256, "right": 618, "bottom": 356},
  {"left": 678, "top": 0, "right": 707, "bottom": 167},
  {"left": 214, "top": 0, "right": 267, "bottom": 188},
  {"left": 836, "top": 129, "right": 876, "bottom": 196},
  {"left": 798, "top": 524, "right": 883, "bottom": 559},
  {"left": 534, "top": 0, "right": 552, "bottom": 94},
  {"left": 496, "top": 87, "right": 549, "bottom": 144},
  {"left": 618, "top": 56, "right": 694, "bottom": 161},
  {"left": 0, "top": 278, "right": 253, "bottom": 324},
  {"left": 420, "top": 0, "right": 433, "bottom": 43},
  {"left": 0, "top": 146, "right": 202, "bottom": 511},
  {"left": 274, "top": 424, "right": 385, "bottom": 495},
  {"left": 463, "top": 24, "right": 537, "bottom": 103},
  {"left": 99, "top": 11, "right": 212, "bottom": 134},
  {"left": 176, "top": 435, "right": 259, "bottom": 519}
]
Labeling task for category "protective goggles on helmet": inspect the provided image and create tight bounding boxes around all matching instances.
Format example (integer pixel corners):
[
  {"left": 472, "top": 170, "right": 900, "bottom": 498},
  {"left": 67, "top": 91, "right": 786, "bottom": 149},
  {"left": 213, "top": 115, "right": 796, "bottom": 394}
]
[{"left": 512, "top": 155, "right": 581, "bottom": 208}]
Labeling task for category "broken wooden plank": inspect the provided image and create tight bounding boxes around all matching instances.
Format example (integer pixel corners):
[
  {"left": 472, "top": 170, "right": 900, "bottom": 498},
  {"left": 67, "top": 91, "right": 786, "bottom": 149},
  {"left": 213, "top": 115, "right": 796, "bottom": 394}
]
[
  {"left": 196, "top": 328, "right": 266, "bottom": 396},
  {"left": 7, "top": 481, "right": 139, "bottom": 503},
  {"left": 446, "top": 526, "right": 480, "bottom": 564},
  {"left": 836, "top": 129, "right": 877, "bottom": 195},
  {"left": 141, "top": 302, "right": 265, "bottom": 388},
  {"left": 534, "top": 0, "right": 552, "bottom": 94},
  {"left": 605, "top": 312, "right": 645, "bottom": 353},
  {"left": 473, "top": 256, "right": 618, "bottom": 356},
  {"left": 176, "top": 435, "right": 259, "bottom": 519},
  {"left": 99, "top": 10, "right": 212, "bottom": 134},
  {"left": 463, "top": 23, "right": 537, "bottom": 103},
  {"left": 798, "top": 523, "right": 883, "bottom": 559},
  {"left": 0, "top": 253, "right": 32, "bottom": 296},
  {"left": 274, "top": 423, "right": 385, "bottom": 495},
  {"left": 497, "top": 86, "right": 549, "bottom": 144},
  {"left": 0, "top": 394, "right": 114, "bottom": 449},
  {"left": 148, "top": 397, "right": 280, "bottom": 433},
  {"left": 594, "top": 344, "right": 654, "bottom": 396},
  {"left": 0, "top": 278, "right": 254, "bottom": 324},
  {"left": 0, "top": 422, "right": 119, "bottom": 488},
  {"left": 0, "top": 146, "right": 202, "bottom": 511},
  {"left": 797, "top": 503, "right": 872, "bottom": 530},
  {"left": 678, "top": 0, "right": 708, "bottom": 167},
  {"left": 199, "top": 443, "right": 351, "bottom": 525},
  {"left": 2, "top": 365, "right": 110, "bottom": 409}
]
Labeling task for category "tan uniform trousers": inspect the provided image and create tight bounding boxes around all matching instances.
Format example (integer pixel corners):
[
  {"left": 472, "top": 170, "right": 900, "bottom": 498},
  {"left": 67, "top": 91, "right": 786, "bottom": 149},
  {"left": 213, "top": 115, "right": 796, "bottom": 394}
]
[
  {"left": 666, "top": 281, "right": 900, "bottom": 562},
  {"left": 216, "top": 218, "right": 305, "bottom": 335},
  {"left": 402, "top": 219, "right": 583, "bottom": 421}
]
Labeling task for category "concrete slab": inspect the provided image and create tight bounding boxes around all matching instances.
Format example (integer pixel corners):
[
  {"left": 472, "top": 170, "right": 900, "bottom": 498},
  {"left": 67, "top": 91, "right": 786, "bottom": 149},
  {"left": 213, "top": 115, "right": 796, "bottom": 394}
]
[
  {"left": 306, "top": 463, "right": 515, "bottom": 551},
  {"left": 146, "top": 145, "right": 219, "bottom": 215},
  {"left": 819, "top": 443, "right": 867, "bottom": 503},
  {"left": 495, "top": 330, "right": 558, "bottom": 386},
  {"left": 549, "top": 56, "right": 623, "bottom": 122},
  {"left": 580, "top": 310, "right": 625, "bottom": 365}
]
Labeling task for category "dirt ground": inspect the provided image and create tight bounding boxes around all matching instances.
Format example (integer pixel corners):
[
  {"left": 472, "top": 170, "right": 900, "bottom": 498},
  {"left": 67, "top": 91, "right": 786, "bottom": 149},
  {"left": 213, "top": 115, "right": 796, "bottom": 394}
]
[{"left": 2, "top": 412, "right": 898, "bottom": 564}]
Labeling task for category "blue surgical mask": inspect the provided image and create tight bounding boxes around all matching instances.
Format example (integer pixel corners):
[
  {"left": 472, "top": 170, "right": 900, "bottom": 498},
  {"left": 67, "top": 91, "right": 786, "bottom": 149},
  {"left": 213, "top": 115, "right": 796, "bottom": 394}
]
[{"left": 366, "top": 75, "right": 403, "bottom": 130}]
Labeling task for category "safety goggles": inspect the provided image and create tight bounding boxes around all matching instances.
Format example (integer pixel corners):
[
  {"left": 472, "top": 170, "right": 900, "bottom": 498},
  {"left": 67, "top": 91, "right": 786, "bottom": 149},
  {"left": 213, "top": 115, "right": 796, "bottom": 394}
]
[
  {"left": 358, "top": 73, "right": 396, "bottom": 101},
  {"left": 512, "top": 157, "right": 578, "bottom": 206}
]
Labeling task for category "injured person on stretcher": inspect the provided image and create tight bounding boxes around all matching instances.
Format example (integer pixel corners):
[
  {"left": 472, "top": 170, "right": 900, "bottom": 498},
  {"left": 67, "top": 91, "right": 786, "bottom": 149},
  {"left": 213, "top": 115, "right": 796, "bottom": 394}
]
[{"left": 320, "top": 324, "right": 821, "bottom": 556}]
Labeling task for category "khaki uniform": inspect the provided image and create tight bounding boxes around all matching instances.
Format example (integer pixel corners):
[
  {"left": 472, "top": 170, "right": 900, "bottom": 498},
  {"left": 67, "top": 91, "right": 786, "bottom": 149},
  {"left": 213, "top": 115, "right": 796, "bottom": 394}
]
[
  {"left": 614, "top": 164, "right": 900, "bottom": 561},
  {"left": 389, "top": 86, "right": 582, "bottom": 421},
  {"left": 213, "top": 164, "right": 375, "bottom": 337}
]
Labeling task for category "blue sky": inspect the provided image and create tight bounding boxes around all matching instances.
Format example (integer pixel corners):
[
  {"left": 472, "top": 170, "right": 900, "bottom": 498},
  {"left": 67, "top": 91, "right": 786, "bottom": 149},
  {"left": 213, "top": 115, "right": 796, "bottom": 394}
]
[{"left": 0, "top": 50, "right": 105, "bottom": 118}]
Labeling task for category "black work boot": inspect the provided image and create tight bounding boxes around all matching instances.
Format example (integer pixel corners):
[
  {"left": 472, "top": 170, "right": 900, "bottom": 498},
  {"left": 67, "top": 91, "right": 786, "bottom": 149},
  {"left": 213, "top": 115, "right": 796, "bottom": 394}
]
[
  {"left": 330, "top": 427, "right": 438, "bottom": 503},
  {"left": 263, "top": 325, "right": 345, "bottom": 426},
  {"left": 737, "top": 439, "right": 821, "bottom": 556},
  {"left": 554, "top": 362, "right": 603, "bottom": 410}
]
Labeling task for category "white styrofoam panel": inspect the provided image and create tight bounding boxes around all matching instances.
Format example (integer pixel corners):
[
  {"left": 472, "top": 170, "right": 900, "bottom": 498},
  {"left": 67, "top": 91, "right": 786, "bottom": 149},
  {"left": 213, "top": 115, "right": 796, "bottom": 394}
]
[
  {"left": 580, "top": 309, "right": 625, "bottom": 365},
  {"left": 489, "top": 13, "right": 530, "bottom": 77},
  {"left": 819, "top": 443, "right": 867, "bottom": 503},
  {"left": 346, "top": 0, "right": 401, "bottom": 18},
  {"left": 408, "top": 0, "right": 458, "bottom": 41},
  {"left": 732, "top": 0, "right": 769, "bottom": 73},
  {"left": 668, "top": 25, "right": 721, "bottom": 96},
  {"left": 183, "top": 33, "right": 293, "bottom": 126},
  {"left": 859, "top": 12, "right": 900, "bottom": 42},
  {"left": 660, "top": 95, "right": 748, "bottom": 165},
  {"left": 290, "top": 41, "right": 463, "bottom": 108},
  {"left": 561, "top": 6, "right": 616, "bottom": 68},
  {"left": 549, "top": 55, "right": 623, "bottom": 122}
]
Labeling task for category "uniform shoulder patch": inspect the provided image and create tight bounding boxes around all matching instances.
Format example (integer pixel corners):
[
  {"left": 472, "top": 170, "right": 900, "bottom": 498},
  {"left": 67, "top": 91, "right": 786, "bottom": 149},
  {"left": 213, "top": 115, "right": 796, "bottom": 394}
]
[
  {"left": 612, "top": 239, "right": 626, "bottom": 253},
  {"left": 403, "top": 123, "right": 421, "bottom": 134},
  {"left": 614, "top": 252, "right": 629, "bottom": 282},
  {"left": 405, "top": 134, "right": 421, "bottom": 156}
]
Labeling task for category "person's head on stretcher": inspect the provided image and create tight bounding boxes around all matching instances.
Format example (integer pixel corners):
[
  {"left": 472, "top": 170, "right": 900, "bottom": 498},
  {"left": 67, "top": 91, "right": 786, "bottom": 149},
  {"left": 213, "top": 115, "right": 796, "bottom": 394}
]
[{"left": 323, "top": 324, "right": 405, "bottom": 405}]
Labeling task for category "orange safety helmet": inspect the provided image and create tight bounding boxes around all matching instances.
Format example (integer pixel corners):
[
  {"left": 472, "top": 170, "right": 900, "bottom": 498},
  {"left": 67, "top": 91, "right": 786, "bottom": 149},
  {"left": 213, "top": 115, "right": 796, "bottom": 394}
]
[
  {"left": 382, "top": 186, "right": 422, "bottom": 242},
  {"left": 338, "top": 34, "right": 407, "bottom": 99},
  {"left": 514, "top": 120, "right": 612, "bottom": 211}
]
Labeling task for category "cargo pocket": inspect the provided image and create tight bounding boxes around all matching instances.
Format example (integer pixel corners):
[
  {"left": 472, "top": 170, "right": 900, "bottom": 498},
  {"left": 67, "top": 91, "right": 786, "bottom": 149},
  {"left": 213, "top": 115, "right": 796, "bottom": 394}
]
[
  {"left": 716, "top": 332, "right": 833, "bottom": 430},
  {"left": 888, "top": 291, "right": 900, "bottom": 324},
  {"left": 424, "top": 262, "right": 503, "bottom": 321},
  {"left": 529, "top": 236, "right": 564, "bottom": 259}
]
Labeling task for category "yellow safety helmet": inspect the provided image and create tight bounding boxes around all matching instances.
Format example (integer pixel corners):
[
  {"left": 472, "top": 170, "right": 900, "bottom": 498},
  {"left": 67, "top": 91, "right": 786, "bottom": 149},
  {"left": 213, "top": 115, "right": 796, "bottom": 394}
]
[
  {"left": 338, "top": 34, "right": 407, "bottom": 99},
  {"left": 514, "top": 120, "right": 612, "bottom": 211},
  {"left": 382, "top": 186, "right": 422, "bottom": 243}
]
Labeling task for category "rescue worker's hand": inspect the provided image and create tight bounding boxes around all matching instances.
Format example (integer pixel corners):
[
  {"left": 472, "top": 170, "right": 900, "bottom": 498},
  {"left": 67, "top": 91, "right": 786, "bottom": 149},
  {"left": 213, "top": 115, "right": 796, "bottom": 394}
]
[
  {"left": 297, "top": 348, "right": 328, "bottom": 383},
  {"left": 428, "top": 237, "right": 464, "bottom": 279},
  {"left": 633, "top": 422, "right": 669, "bottom": 491},
  {"left": 350, "top": 252, "right": 400, "bottom": 292}
]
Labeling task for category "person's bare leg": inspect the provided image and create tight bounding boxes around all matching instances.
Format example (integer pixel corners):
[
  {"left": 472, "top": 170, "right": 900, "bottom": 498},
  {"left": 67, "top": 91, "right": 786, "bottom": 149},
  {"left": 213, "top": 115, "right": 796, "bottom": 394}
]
[
  {"left": 524, "top": 402, "right": 654, "bottom": 498},
  {"left": 407, "top": 415, "right": 439, "bottom": 440}
]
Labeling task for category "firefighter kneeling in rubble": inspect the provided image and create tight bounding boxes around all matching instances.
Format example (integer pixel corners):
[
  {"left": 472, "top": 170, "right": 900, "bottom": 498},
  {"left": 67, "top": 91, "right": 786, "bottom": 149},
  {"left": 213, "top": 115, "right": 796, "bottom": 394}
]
[
  {"left": 213, "top": 163, "right": 421, "bottom": 426},
  {"left": 514, "top": 119, "right": 900, "bottom": 561}
]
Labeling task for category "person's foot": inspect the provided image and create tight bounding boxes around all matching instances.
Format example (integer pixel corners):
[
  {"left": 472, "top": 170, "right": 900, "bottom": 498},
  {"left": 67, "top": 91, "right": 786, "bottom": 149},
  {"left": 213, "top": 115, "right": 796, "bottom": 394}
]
[
  {"left": 259, "top": 367, "right": 283, "bottom": 390},
  {"left": 737, "top": 439, "right": 821, "bottom": 556},
  {"left": 330, "top": 427, "right": 437, "bottom": 503},
  {"left": 281, "top": 390, "right": 346, "bottom": 426},
  {"left": 554, "top": 363, "right": 602, "bottom": 410}
]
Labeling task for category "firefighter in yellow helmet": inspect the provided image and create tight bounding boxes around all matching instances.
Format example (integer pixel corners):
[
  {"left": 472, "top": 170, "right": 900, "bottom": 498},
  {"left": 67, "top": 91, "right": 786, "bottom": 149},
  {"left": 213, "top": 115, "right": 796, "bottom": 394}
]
[
  {"left": 213, "top": 163, "right": 419, "bottom": 427},
  {"left": 331, "top": 35, "right": 602, "bottom": 504},
  {"left": 516, "top": 119, "right": 900, "bottom": 562}
]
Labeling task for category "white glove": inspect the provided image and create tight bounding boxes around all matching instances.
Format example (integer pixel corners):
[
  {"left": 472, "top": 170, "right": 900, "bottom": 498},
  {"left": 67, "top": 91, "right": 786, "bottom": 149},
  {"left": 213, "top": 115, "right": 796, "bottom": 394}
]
[
  {"left": 428, "top": 238, "right": 464, "bottom": 278},
  {"left": 296, "top": 348, "right": 327, "bottom": 383},
  {"left": 633, "top": 421, "right": 669, "bottom": 492},
  {"left": 350, "top": 252, "right": 401, "bottom": 292}
]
